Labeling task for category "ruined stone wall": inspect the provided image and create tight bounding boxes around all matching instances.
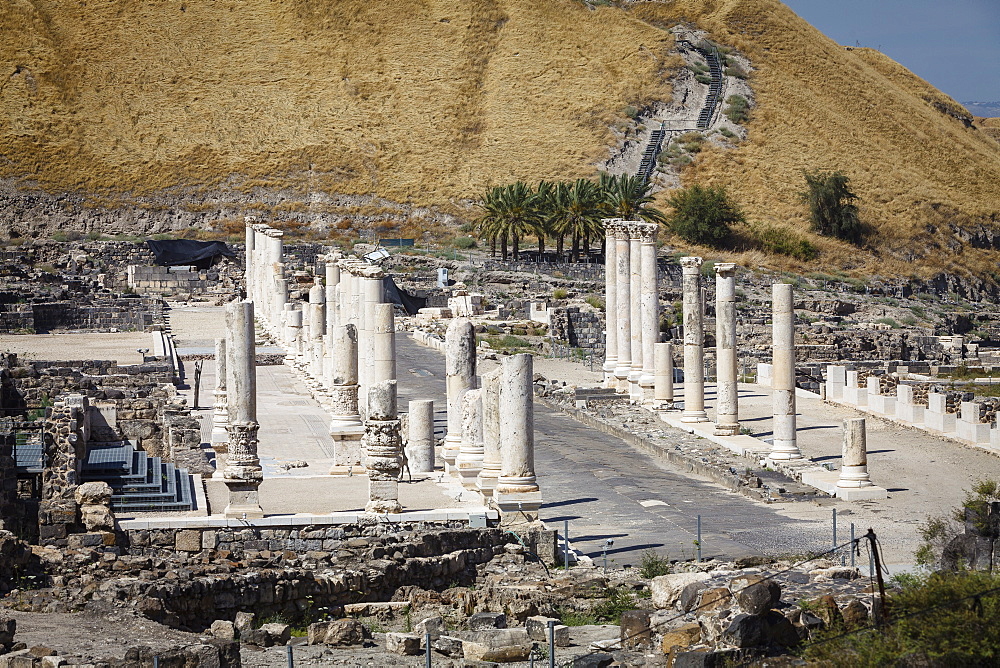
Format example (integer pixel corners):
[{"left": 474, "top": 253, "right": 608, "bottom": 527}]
[
  {"left": 549, "top": 307, "right": 605, "bottom": 350},
  {"left": 166, "top": 413, "right": 212, "bottom": 475},
  {"left": 38, "top": 401, "right": 85, "bottom": 543},
  {"left": 34, "top": 524, "right": 513, "bottom": 629}
]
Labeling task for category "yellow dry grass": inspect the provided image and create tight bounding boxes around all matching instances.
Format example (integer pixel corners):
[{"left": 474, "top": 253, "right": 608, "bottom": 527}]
[
  {"left": 631, "top": 0, "right": 1000, "bottom": 278},
  {"left": 2, "top": 0, "right": 999, "bottom": 278},
  {"left": 0, "top": 0, "right": 673, "bottom": 205}
]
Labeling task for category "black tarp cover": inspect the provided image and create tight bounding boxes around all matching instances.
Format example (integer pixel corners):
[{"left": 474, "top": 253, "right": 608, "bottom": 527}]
[
  {"left": 383, "top": 275, "right": 426, "bottom": 316},
  {"left": 146, "top": 240, "right": 235, "bottom": 268}
]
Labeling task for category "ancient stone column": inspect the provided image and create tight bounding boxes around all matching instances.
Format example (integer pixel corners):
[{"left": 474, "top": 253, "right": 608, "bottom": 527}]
[
  {"left": 628, "top": 224, "right": 643, "bottom": 401},
  {"left": 680, "top": 257, "right": 708, "bottom": 422},
  {"left": 244, "top": 219, "right": 255, "bottom": 302},
  {"left": 602, "top": 219, "right": 619, "bottom": 388},
  {"left": 837, "top": 418, "right": 872, "bottom": 488},
  {"left": 284, "top": 305, "right": 303, "bottom": 362},
  {"left": 714, "top": 263, "right": 740, "bottom": 435},
  {"left": 327, "top": 324, "right": 364, "bottom": 473},
  {"left": 326, "top": 260, "right": 341, "bottom": 332},
  {"left": 637, "top": 223, "right": 659, "bottom": 404},
  {"left": 223, "top": 300, "right": 263, "bottom": 519},
  {"left": 357, "top": 267, "right": 385, "bottom": 417},
  {"left": 456, "top": 389, "right": 484, "bottom": 489},
  {"left": 494, "top": 353, "right": 542, "bottom": 524},
  {"left": 364, "top": 379, "right": 402, "bottom": 514},
  {"left": 770, "top": 283, "right": 802, "bottom": 460},
  {"left": 370, "top": 303, "right": 396, "bottom": 386},
  {"left": 212, "top": 337, "right": 229, "bottom": 449},
  {"left": 477, "top": 367, "right": 502, "bottom": 498},
  {"left": 613, "top": 224, "right": 632, "bottom": 392},
  {"left": 308, "top": 280, "right": 326, "bottom": 341},
  {"left": 444, "top": 318, "right": 477, "bottom": 474},
  {"left": 654, "top": 342, "right": 674, "bottom": 409},
  {"left": 406, "top": 399, "right": 435, "bottom": 474}
]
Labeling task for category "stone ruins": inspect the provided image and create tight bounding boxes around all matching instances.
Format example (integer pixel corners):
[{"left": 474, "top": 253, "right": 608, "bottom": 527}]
[{"left": 2, "top": 221, "right": 1000, "bottom": 665}]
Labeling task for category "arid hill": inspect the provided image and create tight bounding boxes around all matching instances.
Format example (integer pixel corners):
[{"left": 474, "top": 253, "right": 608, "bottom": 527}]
[{"left": 1, "top": 0, "right": 998, "bottom": 278}]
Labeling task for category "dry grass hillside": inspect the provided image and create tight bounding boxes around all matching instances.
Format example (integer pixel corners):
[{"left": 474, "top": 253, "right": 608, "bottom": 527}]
[
  {"left": 1, "top": 0, "right": 999, "bottom": 279},
  {"left": 630, "top": 0, "right": 1000, "bottom": 278},
  {"left": 0, "top": 0, "right": 672, "bottom": 202}
]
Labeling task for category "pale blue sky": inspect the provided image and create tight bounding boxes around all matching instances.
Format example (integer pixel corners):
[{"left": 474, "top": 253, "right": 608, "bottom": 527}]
[{"left": 782, "top": 0, "right": 1000, "bottom": 102}]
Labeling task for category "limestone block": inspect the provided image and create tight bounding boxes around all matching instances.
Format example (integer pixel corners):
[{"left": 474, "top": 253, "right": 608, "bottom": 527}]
[
  {"left": 210, "top": 620, "right": 236, "bottom": 640},
  {"left": 174, "top": 529, "right": 202, "bottom": 552},
  {"left": 650, "top": 572, "right": 711, "bottom": 610},
  {"left": 619, "top": 609, "right": 651, "bottom": 649},
  {"left": 461, "top": 629, "right": 531, "bottom": 662},
  {"left": 661, "top": 622, "right": 702, "bottom": 653},
  {"left": 74, "top": 481, "right": 112, "bottom": 506},
  {"left": 414, "top": 615, "right": 445, "bottom": 640},
  {"left": 468, "top": 612, "right": 506, "bottom": 630},
  {"left": 80, "top": 504, "right": 115, "bottom": 532},
  {"left": 308, "top": 618, "right": 371, "bottom": 646},
  {"left": 386, "top": 632, "right": 421, "bottom": 655}
]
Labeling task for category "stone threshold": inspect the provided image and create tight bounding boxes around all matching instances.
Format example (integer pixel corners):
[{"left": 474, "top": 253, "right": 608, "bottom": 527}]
[{"left": 118, "top": 508, "right": 498, "bottom": 530}]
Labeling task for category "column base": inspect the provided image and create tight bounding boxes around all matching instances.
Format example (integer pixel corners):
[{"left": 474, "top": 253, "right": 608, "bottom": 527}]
[
  {"left": 767, "top": 441, "right": 804, "bottom": 460},
  {"left": 330, "top": 430, "right": 365, "bottom": 470},
  {"left": 476, "top": 471, "right": 500, "bottom": 498},
  {"left": 836, "top": 486, "right": 888, "bottom": 501},
  {"left": 442, "top": 436, "right": 461, "bottom": 475},
  {"left": 837, "top": 466, "right": 873, "bottom": 487},
  {"left": 494, "top": 490, "right": 543, "bottom": 525},
  {"left": 456, "top": 464, "right": 483, "bottom": 490},
  {"left": 223, "top": 481, "right": 264, "bottom": 519},
  {"left": 713, "top": 423, "right": 740, "bottom": 436},
  {"left": 681, "top": 411, "right": 709, "bottom": 423},
  {"left": 328, "top": 464, "right": 366, "bottom": 476}
]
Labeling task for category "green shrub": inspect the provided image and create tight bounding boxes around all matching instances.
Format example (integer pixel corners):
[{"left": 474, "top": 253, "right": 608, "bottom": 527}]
[
  {"left": 695, "top": 74, "right": 712, "bottom": 85},
  {"left": 874, "top": 317, "right": 900, "bottom": 329},
  {"left": 718, "top": 127, "right": 736, "bottom": 139},
  {"left": 801, "top": 170, "right": 865, "bottom": 244},
  {"left": 801, "top": 570, "right": 1000, "bottom": 666},
  {"left": 584, "top": 295, "right": 604, "bottom": 310},
  {"left": 725, "top": 95, "right": 749, "bottom": 123},
  {"left": 750, "top": 224, "right": 818, "bottom": 261},
  {"left": 623, "top": 105, "right": 639, "bottom": 119},
  {"left": 552, "top": 288, "right": 568, "bottom": 299},
  {"left": 453, "top": 236, "right": 477, "bottom": 249},
  {"left": 725, "top": 64, "right": 748, "bottom": 79},
  {"left": 638, "top": 550, "right": 671, "bottom": 578},
  {"left": 666, "top": 184, "right": 743, "bottom": 247},
  {"left": 678, "top": 132, "right": 705, "bottom": 153},
  {"left": 901, "top": 315, "right": 918, "bottom": 326}
]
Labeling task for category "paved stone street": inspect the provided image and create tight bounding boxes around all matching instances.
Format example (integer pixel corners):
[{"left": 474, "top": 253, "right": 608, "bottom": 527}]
[{"left": 397, "top": 337, "right": 834, "bottom": 566}]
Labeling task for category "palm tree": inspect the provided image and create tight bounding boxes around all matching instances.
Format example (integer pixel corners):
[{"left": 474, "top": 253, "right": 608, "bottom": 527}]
[
  {"left": 599, "top": 172, "right": 668, "bottom": 222},
  {"left": 474, "top": 181, "right": 540, "bottom": 261},
  {"left": 548, "top": 178, "right": 605, "bottom": 262}
]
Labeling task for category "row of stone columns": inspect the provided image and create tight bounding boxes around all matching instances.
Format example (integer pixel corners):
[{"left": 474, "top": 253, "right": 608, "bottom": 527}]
[
  {"left": 602, "top": 219, "right": 660, "bottom": 404},
  {"left": 669, "top": 256, "right": 803, "bottom": 461}
]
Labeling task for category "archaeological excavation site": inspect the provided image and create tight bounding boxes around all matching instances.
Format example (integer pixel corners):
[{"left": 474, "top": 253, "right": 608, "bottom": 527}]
[
  {"left": 2, "top": 0, "right": 1000, "bottom": 664},
  {"left": 1, "top": 218, "right": 1000, "bottom": 667}
]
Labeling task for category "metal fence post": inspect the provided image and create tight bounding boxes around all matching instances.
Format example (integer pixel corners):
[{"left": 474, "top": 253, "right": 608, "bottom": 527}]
[
  {"left": 425, "top": 632, "right": 432, "bottom": 667},
  {"left": 547, "top": 620, "right": 556, "bottom": 668},
  {"left": 563, "top": 519, "right": 570, "bottom": 571},
  {"left": 851, "top": 523, "right": 856, "bottom": 568},
  {"left": 697, "top": 515, "right": 702, "bottom": 563},
  {"left": 287, "top": 645, "right": 294, "bottom": 668}
]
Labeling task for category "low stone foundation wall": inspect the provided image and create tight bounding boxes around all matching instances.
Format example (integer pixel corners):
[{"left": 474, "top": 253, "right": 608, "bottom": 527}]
[{"left": 24, "top": 524, "right": 515, "bottom": 630}]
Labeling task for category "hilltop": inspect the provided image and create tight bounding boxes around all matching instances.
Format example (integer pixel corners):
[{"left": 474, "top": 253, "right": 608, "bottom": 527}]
[{"left": 1, "top": 0, "right": 999, "bottom": 279}]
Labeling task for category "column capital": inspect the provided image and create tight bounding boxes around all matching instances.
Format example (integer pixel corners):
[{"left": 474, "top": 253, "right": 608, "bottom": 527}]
[
  {"left": 602, "top": 218, "right": 623, "bottom": 235},
  {"left": 612, "top": 222, "right": 632, "bottom": 241},
  {"left": 633, "top": 222, "right": 659, "bottom": 244},
  {"left": 714, "top": 262, "right": 737, "bottom": 277},
  {"left": 680, "top": 255, "right": 703, "bottom": 272}
]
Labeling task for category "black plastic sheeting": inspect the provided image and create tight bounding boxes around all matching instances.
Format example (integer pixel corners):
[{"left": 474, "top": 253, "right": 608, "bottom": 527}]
[
  {"left": 383, "top": 275, "right": 426, "bottom": 316},
  {"left": 146, "top": 239, "right": 235, "bottom": 268}
]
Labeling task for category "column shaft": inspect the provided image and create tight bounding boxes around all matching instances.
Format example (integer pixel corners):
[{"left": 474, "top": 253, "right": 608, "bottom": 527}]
[
  {"left": 770, "top": 282, "right": 802, "bottom": 459},
  {"left": 714, "top": 263, "right": 739, "bottom": 435},
  {"left": 628, "top": 229, "right": 643, "bottom": 400},
  {"left": 613, "top": 228, "right": 632, "bottom": 390},
  {"left": 477, "top": 367, "right": 502, "bottom": 497},
  {"left": 407, "top": 400, "right": 435, "bottom": 473},
  {"left": 602, "top": 220, "right": 619, "bottom": 387},
  {"left": 654, "top": 342, "right": 674, "bottom": 406},
  {"left": 638, "top": 223, "right": 659, "bottom": 403},
  {"left": 681, "top": 257, "right": 708, "bottom": 422},
  {"left": 837, "top": 418, "right": 872, "bottom": 487},
  {"left": 444, "top": 318, "right": 477, "bottom": 474}
]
